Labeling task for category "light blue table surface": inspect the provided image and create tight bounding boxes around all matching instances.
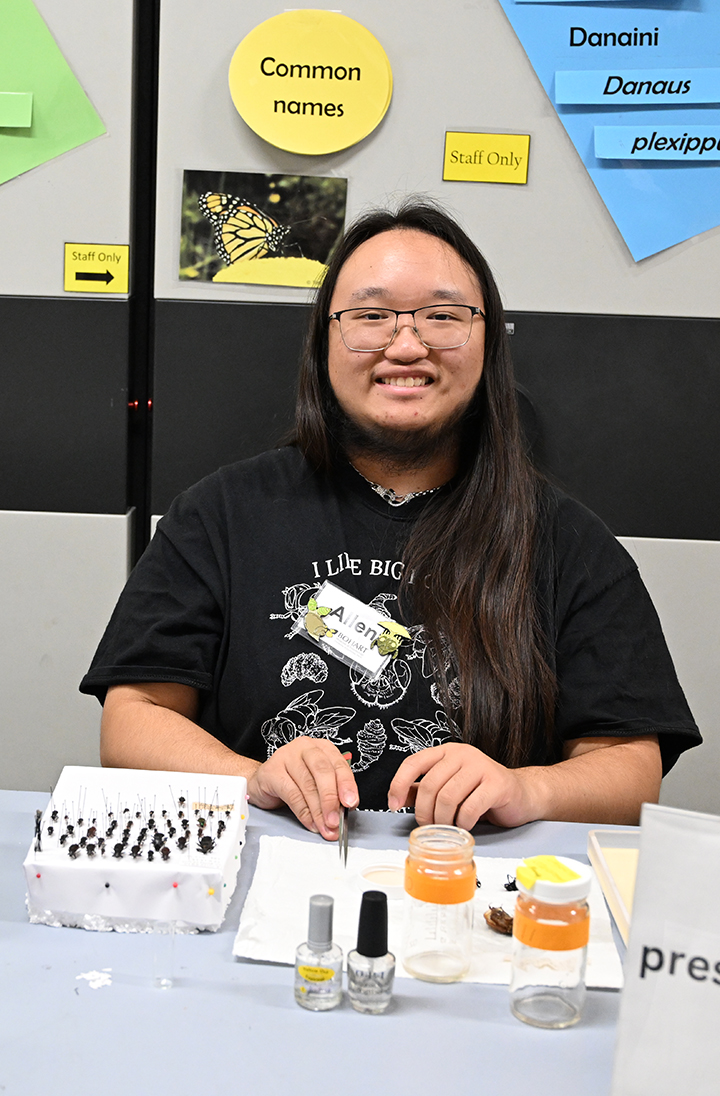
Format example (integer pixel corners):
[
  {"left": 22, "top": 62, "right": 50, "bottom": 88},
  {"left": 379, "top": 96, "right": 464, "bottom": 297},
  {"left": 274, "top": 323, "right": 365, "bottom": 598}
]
[{"left": 0, "top": 788, "right": 627, "bottom": 1096}]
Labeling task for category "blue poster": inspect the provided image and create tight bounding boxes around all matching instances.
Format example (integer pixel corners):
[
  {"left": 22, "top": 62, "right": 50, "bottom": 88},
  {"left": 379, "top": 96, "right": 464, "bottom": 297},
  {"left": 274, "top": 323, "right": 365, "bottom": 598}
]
[{"left": 495, "top": 1, "right": 720, "bottom": 260}]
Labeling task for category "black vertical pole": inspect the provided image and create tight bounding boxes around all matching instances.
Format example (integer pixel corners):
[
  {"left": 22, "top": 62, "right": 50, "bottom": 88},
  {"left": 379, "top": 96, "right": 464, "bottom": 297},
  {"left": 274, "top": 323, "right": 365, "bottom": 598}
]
[{"left": 127, "top": 0, "right": 161, "bottom": 565}]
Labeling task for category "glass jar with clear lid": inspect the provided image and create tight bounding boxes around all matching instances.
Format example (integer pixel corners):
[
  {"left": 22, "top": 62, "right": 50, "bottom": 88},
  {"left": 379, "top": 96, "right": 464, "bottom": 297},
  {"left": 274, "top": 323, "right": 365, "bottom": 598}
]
[
  {"left": 509, "top": 855, "right": 592, "bottom": 1029},
  {"left": 402, "top": 825, "right": 476, "bottom": 983}
]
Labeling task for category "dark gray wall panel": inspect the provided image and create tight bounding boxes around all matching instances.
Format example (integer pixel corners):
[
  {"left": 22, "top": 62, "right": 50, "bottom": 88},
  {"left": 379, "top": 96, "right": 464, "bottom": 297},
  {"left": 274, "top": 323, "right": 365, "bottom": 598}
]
[
  {"left": 509, "top": 312, "right": 720, "bottom": 541},
  {"left": 152, "top": 300, "right": 719, "bottom": 541},
  {"left": 151, "top": 300, "right": 307, "bottom": 513},
  {"left": 0, "top": 297, "right": 128, "bottom": 514}
]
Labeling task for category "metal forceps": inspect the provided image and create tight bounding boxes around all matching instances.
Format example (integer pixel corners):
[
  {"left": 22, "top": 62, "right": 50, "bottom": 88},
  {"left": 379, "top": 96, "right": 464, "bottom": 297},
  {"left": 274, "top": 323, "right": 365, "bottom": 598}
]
[{"left": 338, "top": 805, "right": 349, "bottom": 867}]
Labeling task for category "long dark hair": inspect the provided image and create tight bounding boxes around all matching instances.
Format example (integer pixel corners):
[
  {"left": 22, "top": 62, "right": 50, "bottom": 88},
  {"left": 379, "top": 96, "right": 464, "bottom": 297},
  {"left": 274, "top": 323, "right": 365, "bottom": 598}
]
[{"left": 293, "top": 199, "right": 557, "bottom": 767}]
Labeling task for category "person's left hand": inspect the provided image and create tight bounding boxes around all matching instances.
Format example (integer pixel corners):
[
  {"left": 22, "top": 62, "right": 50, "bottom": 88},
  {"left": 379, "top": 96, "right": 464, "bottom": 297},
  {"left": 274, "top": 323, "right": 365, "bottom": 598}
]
[{"left": 387, "top": 742, "right": 533, "bottom": 829}]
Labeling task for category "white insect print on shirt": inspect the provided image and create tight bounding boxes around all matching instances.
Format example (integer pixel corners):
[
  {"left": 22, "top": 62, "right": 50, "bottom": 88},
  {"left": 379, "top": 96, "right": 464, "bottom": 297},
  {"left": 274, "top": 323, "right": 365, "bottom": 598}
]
[
  {"left": 389, "top": 710, "right": 455, "bottom": 753},
  {"left": 269, "top": 582, "right": 322, "bottom": 637},
  {"left": 350, "top": 720, "right": 387, "bottom": 773},
  {"left": 430, "top": 678, "right": 461, "bottom": 708},
  {"left": 261, "top": 689, "right": 355, "bottom": 756},
  {"left": 280, "top": 652, "right": 329, "bottom": 687},
  {"left": 403, "top": 623, "right": 453, "bottom": 679},
  {"left": 349, "top": 659, "right": 412, "bottom": 709}
]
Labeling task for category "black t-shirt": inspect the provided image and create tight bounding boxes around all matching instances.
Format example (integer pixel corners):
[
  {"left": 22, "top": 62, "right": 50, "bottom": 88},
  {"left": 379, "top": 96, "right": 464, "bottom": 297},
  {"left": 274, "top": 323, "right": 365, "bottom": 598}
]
[{"left": 81, "top": 447, "right": 700, "bottom": 809}]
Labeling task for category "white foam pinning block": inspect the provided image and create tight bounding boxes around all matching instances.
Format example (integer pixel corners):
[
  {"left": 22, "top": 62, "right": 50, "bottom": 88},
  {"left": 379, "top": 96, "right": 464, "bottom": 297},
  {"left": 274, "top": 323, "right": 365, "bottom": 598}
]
[{"left": 24, "top": 766, "right": 248, "bottom": 932}]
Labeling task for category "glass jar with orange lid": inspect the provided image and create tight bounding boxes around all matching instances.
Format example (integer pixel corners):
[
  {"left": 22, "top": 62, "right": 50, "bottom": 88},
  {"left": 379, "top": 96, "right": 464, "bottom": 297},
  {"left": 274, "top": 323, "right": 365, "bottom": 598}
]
[
  {"left": 402, "top": 825, "right": 476, "bottom": 982},
  {"left": 510, "top": 855, "right": 592, "bottom": 1028}
]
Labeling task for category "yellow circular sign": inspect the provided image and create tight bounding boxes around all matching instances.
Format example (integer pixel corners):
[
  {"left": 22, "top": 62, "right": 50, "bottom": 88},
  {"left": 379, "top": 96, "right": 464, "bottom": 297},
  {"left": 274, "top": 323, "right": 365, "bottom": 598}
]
[{"left": 229, "top": 10, "right": 393, "bottom": 156}]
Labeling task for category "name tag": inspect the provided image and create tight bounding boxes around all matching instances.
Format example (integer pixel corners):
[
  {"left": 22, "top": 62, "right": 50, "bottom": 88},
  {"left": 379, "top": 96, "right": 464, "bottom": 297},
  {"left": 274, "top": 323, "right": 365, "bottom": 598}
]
[{"left": 291, "top": 580, "right": 410, "bottom": 680}]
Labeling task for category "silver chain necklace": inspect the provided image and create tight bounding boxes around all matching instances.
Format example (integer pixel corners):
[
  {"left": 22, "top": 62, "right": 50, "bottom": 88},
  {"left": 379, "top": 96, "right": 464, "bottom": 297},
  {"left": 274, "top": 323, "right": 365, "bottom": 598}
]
[{"left": 350, "top": 464, "right": 443, "bottom": 507}]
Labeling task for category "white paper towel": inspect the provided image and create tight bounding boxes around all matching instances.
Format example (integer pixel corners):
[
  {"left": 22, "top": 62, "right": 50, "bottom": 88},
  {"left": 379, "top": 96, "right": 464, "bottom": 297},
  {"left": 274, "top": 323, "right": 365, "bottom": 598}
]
[{"left": 233, "top": 836, "right": 623, "bottom": 987}]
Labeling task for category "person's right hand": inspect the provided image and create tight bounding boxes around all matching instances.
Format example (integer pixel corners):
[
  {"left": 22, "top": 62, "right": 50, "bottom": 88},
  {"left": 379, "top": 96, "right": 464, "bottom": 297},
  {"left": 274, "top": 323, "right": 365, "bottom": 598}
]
[{"left": 247, "top": 736, "right": 359, "bottom": 840}]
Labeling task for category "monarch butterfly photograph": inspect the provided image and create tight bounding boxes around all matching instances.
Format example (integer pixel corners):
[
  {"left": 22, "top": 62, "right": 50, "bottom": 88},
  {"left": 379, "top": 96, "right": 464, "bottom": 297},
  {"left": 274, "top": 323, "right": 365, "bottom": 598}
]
[
  {"left": 179, "top": 170, "right": 347, "bottom": 288},
  {"left": 198, "top": 193, "right": 292, "bottom": 264}
]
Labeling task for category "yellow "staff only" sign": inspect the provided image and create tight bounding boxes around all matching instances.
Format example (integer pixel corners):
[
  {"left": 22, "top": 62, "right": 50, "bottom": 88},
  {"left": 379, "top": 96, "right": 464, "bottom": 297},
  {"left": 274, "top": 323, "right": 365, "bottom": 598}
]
[
  {"left": 443, "top": 131, "right": 531, "bottom": 185},
  {"left": 229, "top": 10, "right": 392, "bottom": 156}
]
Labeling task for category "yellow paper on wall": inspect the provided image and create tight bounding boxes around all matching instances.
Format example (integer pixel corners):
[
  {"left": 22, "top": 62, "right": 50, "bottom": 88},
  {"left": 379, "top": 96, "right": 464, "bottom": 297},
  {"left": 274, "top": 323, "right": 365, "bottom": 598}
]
[
  {"left": 443, "top": 131, "right": 530, "bottom": 185},
  {"left": 229, "top": 10, "right": 392, "bottom": 156}
]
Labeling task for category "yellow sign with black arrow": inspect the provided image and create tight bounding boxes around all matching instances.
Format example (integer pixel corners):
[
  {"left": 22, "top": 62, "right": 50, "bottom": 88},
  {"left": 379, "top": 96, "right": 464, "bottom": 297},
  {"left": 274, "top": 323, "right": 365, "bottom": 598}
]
[{"left": 64, "top": 243, "right": 129, "bottom": 294}]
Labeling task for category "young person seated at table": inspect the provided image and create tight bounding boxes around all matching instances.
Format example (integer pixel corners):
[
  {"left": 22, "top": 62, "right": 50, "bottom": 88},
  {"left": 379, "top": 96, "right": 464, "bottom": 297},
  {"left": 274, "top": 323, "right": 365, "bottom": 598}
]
[{"left": 81, "top": 201, "right": 700, "bottom": 841}]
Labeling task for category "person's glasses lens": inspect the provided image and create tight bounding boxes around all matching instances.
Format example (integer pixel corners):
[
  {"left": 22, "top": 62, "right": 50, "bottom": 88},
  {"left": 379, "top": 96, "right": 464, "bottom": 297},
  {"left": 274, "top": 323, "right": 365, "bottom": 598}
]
[
  {"left": 414, "top": 305, "right": 473, "bottom": 349},
  {"left": 339, "top": 308, "right": 396, "bottom": 351},
  {"left": 339, "top": 305, "right": 474, "bottom": 351}
]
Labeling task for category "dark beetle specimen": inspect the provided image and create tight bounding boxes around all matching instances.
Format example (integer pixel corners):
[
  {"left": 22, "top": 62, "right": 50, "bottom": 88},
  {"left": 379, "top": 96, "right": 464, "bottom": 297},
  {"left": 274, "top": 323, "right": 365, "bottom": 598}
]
[
  {"left": 197, "top": 835, "right": 215, "bottom": 855},
  {"left": 68, "top": 844, "right": 80, "bottom": 859},
  {"left": 484, "top": 907, "right": 514, "bottom": 935},
  {"left": 113, "top": 843, "right": 125, "bottom": 859},
  {"left": 504, "top": 875, "right": 518, "bottom": 892}
]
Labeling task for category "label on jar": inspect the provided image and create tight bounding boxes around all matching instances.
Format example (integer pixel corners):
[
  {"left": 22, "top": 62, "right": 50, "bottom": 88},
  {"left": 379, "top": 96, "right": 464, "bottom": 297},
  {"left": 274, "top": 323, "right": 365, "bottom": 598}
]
[
  {"left": 297, "top": 965, "right": 335, "bottom": 982},
  {"left": 513, "top": 908, "right": 590, "bottom": 951},
  {"left": 404, "top": 859, "right": 477, "bottom": 904}
]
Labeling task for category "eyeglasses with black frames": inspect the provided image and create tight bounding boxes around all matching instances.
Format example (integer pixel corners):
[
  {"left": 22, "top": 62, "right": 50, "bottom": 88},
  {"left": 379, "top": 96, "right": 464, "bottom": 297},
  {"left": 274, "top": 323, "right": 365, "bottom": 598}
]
[{"left": 328, "top": 304, "right": 485, "bottom": 352}]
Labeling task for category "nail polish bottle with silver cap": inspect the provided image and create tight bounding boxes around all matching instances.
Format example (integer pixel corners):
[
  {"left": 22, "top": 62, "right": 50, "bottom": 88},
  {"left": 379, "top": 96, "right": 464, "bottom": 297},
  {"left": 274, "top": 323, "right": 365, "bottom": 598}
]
[{"left": 294, "top": 894, "right": 343, "bottom": 1010}]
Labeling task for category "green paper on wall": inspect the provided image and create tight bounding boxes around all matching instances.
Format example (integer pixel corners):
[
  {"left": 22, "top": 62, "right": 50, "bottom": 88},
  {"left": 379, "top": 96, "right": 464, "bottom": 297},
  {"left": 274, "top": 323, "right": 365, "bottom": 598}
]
[{"left": 0, "top": 0, "right": 105, "bottom": 187}]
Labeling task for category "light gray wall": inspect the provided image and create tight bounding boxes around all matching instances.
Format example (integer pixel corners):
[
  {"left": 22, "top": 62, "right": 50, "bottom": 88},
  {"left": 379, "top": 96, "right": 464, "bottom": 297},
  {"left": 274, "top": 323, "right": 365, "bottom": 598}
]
[
  {"left": 0, "top": 0, "right": 133, "bottom": 299},
  {"left": 0, "top": 512, "right": 130, "bottom": 791},
  {"left": 154, "top": 0, "right": 720, "bottom": 317},
  {"left": 619, "top": 537, "right": 720, "bottom": 816}
]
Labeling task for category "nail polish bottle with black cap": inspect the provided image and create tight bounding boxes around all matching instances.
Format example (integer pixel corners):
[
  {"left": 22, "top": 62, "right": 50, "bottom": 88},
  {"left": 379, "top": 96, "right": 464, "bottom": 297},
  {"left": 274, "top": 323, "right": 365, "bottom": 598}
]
[{"left": 347, "top": 890, "right": 395, "bottom": 1013}]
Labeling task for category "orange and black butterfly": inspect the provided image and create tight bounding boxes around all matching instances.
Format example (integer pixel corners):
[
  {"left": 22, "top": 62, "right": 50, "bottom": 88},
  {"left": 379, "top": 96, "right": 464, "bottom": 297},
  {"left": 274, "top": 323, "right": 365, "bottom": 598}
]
[{"left": 198, "top": 192, "right": 291, "bottom": 264}]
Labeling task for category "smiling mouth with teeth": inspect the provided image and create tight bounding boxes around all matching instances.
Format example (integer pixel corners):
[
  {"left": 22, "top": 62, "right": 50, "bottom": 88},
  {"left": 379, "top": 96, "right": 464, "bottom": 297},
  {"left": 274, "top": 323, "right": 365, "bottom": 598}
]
[{"left": 378, "top": 376, "right": 432, "bottom": 387}]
